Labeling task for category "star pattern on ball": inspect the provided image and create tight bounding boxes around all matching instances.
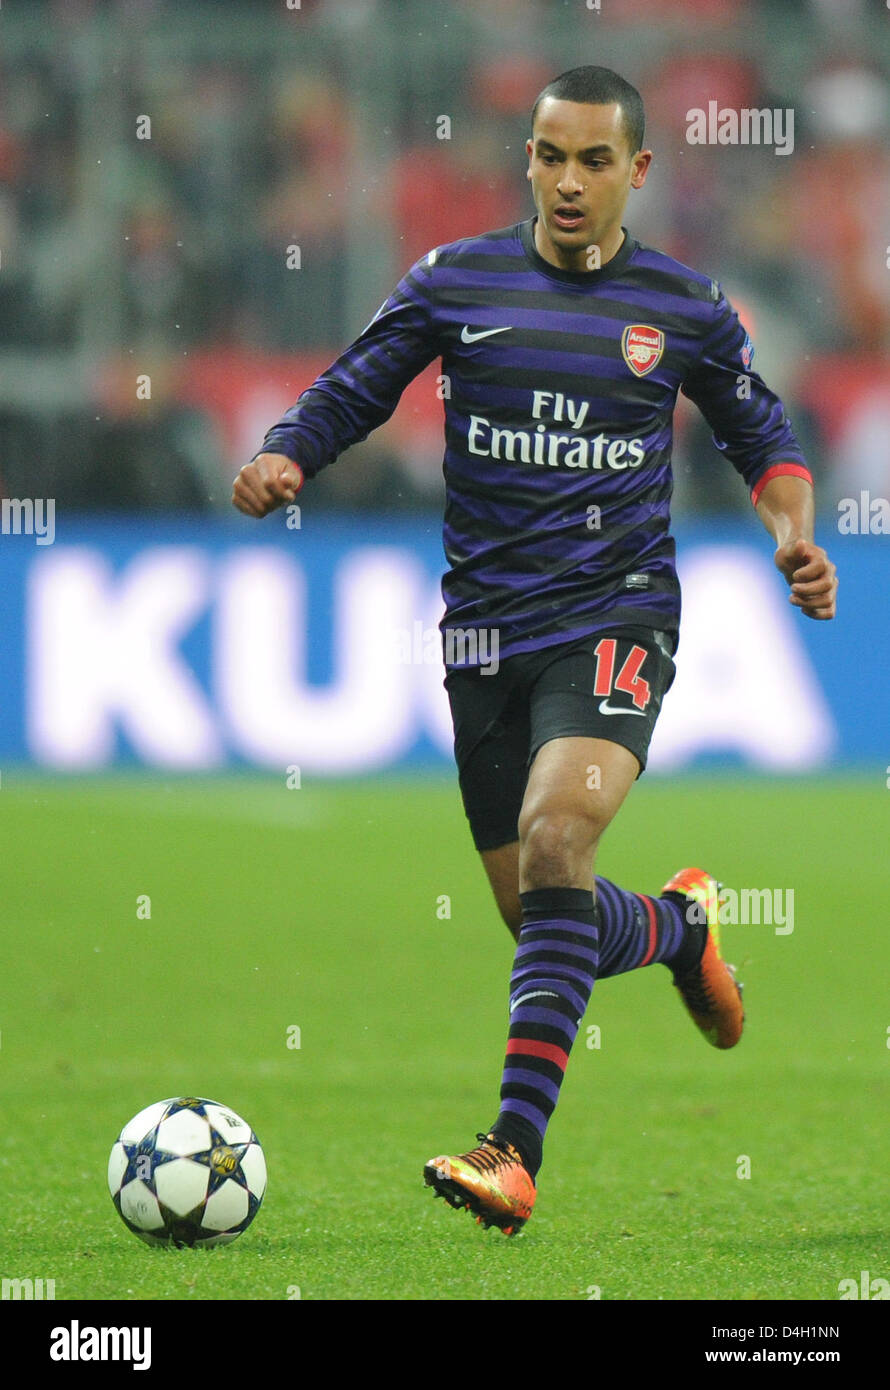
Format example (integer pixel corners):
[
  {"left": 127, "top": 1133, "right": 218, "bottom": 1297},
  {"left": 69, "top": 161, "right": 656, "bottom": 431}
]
[
  {"left": 191, "top": 1131, "right": 253, "bottom": 1198},
  {"left": 120, "top": 1124, "right": 182, "bottom": 1188}
]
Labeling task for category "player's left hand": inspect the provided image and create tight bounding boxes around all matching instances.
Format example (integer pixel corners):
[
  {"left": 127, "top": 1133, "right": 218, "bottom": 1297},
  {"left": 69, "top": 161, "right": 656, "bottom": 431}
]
[{"left": 774, "top": 538, "right": 837, "bottom": 620}]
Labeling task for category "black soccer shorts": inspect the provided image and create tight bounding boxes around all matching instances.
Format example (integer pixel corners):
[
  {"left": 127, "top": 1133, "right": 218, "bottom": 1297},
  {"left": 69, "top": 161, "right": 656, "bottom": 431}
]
[{"left": 444, "top": 626, "right": 677, "bottom": 852}]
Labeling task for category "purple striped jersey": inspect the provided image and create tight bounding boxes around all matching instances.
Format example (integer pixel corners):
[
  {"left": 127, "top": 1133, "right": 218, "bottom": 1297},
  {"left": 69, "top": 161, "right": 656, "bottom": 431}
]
[{"left": 253, "top": 217, "right": 812, "bottom": 665}]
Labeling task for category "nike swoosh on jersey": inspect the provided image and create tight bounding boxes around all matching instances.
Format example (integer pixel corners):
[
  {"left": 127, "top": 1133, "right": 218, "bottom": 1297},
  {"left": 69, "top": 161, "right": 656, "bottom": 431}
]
[
  {"left": 460, "top": 325, "right": 513, "bottom": 343},
  {"left": 597, "top": 700, "right": 647, "bottom": 717}
]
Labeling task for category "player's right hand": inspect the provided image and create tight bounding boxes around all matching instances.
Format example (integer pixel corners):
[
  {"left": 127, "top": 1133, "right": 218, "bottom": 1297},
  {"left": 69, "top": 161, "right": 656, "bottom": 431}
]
[{"left": 231, "top": 452, "right": 304, "bottom": 517}]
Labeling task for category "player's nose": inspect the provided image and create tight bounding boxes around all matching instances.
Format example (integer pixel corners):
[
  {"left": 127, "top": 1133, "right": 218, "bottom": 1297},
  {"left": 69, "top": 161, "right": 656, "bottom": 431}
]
[{"left": 557, "top": 166, "right": 584, "bottom": 195}]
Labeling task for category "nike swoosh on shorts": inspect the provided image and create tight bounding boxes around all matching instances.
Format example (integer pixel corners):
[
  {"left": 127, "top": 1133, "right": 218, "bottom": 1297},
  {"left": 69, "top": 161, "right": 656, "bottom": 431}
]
[{"left": 597, "top": 700, "right": 647, "bottom": 717}]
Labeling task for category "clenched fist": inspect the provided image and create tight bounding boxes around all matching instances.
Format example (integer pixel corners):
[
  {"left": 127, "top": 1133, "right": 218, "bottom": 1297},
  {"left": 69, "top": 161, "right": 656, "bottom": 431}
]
[
  {"left": 774, "top": 537, "right": 838, "bottom": 621},
  {"left": 232, "top": 452, "right": 304, "bottom": 518}
]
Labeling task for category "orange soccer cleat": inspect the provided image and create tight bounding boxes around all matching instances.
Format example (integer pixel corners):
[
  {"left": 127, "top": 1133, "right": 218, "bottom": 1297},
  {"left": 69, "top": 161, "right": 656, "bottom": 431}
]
[
  {"left": 662, "top": 866, "right": 744, "bottom": 1050},
  {"left": 423, "top": 1132, "right": 536, "bottom": 1235}
]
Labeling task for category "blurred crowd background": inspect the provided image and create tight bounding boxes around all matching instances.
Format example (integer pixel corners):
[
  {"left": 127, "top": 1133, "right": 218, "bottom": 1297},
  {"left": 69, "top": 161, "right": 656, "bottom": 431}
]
[{"left": 1, "top": 0, "right": 888, "bottom": 519}]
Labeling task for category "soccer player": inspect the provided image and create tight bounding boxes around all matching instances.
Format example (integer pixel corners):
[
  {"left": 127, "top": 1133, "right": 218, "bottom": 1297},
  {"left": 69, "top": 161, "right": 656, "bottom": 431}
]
[{"left": 232, "top": 66, "right": 838, "bottom": 1235}]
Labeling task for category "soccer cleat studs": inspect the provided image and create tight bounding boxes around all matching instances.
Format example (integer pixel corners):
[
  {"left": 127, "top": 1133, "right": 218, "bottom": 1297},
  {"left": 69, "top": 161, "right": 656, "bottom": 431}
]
[{"left": 423, "top": 1131, "right": 536, "bottom": 1234}]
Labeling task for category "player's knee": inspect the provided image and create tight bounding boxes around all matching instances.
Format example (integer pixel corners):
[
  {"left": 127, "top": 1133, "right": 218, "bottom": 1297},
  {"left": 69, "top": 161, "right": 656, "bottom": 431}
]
[
  {"left": 518, "top": 809, "right": 601, "bottom": 887},
  {"left": 518, "top": 791, "right": 609, "bottom": 849}
]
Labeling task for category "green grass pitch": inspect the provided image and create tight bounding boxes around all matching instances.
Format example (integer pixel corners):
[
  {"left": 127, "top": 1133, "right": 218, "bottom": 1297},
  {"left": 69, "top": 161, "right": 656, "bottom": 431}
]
[{"left": 0, "top": 771, "right": 886, "bottom": 1301}]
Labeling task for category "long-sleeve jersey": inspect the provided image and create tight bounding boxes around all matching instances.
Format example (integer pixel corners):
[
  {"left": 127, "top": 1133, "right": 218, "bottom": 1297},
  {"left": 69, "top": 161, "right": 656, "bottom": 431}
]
[{"left": 253, "top": 216, "right": 812, "bottom": 665}]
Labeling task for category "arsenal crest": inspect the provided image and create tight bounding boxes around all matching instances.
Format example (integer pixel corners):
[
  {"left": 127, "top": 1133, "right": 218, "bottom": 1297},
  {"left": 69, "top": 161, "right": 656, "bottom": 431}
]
[{"left": 621, "top": 324, "right": 664, "bottom": 378}]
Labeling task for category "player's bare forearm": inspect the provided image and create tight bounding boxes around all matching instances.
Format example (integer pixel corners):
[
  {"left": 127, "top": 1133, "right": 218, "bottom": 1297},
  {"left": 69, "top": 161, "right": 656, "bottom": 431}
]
[
  {"left": 754, "top": 473, "right": 813, "bottom": 549},
  {"left": 754, "top": 473, "right": 837, "bottom": 621}
]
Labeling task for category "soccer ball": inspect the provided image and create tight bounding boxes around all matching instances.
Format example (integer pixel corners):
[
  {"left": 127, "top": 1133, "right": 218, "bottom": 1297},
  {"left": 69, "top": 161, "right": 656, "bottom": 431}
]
[{"left": 108, "top": 1097, "right": 267, "bottom": 1248}]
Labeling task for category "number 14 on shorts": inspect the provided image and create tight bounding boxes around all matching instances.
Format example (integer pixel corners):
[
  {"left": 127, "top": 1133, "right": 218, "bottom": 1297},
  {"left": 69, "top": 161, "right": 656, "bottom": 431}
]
[{"left": 593, "top": 638, "right": 652, "bottom": 712}]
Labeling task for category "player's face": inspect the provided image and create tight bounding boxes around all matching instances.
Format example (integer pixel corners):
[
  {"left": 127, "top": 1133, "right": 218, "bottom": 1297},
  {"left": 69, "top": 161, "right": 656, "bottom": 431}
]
[{"left": 526, "top": 98, "right": 651, "bottom": 271}]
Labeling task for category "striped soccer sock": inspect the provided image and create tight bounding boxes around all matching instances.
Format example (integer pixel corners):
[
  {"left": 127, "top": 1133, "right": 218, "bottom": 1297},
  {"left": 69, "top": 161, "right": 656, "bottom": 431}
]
[
  {"left": 490, "top": 886, "right": 598, "bottom": 1180},
  {"left": 595, "top": 875, "right": 706, "bottom": 980}
]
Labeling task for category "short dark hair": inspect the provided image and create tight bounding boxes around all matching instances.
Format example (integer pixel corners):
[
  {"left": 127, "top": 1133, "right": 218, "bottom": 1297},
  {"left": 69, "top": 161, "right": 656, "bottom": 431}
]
[{"left": 531, "top": 65, "right": 645, "bottom": 156}]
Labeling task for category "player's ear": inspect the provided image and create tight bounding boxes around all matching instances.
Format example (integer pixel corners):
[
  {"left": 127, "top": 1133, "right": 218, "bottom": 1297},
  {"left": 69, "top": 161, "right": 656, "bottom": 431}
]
[{"left": 630, "top": 149, "right": 652, "bottom": 190}]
